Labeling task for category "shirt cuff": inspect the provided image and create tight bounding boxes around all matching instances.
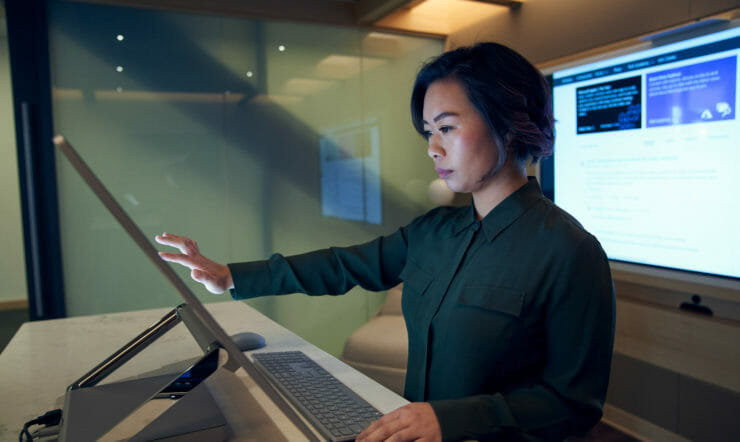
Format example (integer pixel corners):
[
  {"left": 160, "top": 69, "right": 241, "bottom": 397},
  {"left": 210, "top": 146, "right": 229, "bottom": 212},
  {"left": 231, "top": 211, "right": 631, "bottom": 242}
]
[
  {"left": 429, "top": 395, "right": 518, "bottom": 441},
  {"left": 227, "top": 260, "right": 272, "bottom": 300}
]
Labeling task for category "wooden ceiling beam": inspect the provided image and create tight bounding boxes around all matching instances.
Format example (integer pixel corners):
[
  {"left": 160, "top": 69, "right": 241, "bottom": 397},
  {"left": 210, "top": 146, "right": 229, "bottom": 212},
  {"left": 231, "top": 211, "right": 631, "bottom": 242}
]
[{"left": 354, "top": 0, "right": 421, "bottom": 24}]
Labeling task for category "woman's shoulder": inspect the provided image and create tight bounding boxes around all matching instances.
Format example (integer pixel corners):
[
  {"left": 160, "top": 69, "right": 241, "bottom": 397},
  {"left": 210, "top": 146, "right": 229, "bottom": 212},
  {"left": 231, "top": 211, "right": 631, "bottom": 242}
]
[{"left": 533, "top": 197, "right": 604, "bottom": 251}]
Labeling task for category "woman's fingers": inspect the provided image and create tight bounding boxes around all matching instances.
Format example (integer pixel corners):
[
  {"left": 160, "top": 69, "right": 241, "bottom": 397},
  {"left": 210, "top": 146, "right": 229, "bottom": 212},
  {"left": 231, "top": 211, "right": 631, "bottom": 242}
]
[
  {"left": 156, "top": 233, "right": 233, "bottom": 294},
  {"left": 359, "top": 412, "right": 406, "bottom": 441},
  {"left": 158, "top": 251, "right": 198, "bottom": 268},
  {"left": 357, "top": 403, "right": 441, "bottom": 442},
  {"left": 155, "top": 232, "right": 200, "bottom": 255}
]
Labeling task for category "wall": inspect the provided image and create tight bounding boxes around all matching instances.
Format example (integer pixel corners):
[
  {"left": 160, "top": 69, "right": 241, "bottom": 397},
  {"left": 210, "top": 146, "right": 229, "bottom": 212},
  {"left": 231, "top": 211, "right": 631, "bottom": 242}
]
[
  {"left": 448, "top": 0, "right": 740, "bottom": 64},
  {"left": 48, "top": 1, "right": 443, "bottom": 358},
  {"left": 606, "top": 296, "right": 740, "bottom": 441},
  {"left": 0, "top": 1, "right": 28, "bottom": 307},
  {"left": 448, "top": 1, "right": 740, "bottom": 440}
]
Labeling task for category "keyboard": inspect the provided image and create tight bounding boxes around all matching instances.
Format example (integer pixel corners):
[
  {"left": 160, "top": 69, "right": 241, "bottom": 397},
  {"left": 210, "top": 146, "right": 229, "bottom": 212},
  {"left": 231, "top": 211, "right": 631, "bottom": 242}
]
[{"left": 252, "top": 351, "right": 384, "bottom": 441}]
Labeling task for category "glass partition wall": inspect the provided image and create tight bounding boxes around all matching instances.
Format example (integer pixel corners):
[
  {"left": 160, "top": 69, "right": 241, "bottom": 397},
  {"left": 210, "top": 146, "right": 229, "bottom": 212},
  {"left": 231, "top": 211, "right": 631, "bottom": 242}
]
[
  {"left": 48, "top": 1, "right": 443, "bottom": 356},
  {"left": 0, "top": 2, "right": 27, "bottom": 307}
]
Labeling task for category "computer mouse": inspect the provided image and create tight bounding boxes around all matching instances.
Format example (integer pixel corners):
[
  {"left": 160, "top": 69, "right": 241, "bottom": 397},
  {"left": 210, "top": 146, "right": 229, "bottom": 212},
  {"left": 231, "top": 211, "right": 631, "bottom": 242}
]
[{"left": 230, "top": 332, "right": 266, "bottom": 351}]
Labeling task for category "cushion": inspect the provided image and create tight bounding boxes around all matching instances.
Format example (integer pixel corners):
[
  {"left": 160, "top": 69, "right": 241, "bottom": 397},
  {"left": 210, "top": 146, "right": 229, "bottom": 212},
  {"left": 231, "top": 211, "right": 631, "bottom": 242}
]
[
  {"left": 378, "top": 283, "right": 403, "bottom": 316},
  {"left": 342, "top": 315, "right": 407, "bottom": 369}
]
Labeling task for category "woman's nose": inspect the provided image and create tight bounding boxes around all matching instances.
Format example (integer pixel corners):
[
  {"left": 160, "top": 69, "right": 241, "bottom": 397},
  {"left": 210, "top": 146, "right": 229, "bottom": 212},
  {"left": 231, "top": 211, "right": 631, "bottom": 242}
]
[{"left": 427, "top": 136, "right": 445, "bottom": 160}]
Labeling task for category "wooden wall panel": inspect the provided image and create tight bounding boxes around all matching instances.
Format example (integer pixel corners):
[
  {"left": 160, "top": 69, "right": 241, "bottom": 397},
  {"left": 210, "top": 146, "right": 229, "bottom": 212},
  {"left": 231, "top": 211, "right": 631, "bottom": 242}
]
[{"left": 614, "top": 297, "right": 740, "bottom": 393}]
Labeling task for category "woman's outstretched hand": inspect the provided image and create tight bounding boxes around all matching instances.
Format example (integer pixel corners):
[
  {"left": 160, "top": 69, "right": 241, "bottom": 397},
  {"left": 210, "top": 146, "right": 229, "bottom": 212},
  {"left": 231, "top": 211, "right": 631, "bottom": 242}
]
[{"left": 155, "top": 232, "right": 234, "bottom": 294}]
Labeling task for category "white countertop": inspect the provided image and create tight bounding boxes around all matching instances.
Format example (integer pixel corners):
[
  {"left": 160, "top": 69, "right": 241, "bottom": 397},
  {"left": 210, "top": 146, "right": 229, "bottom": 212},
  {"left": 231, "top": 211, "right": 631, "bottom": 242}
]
[{"left": 0, "top": 300, "right": 407, "bottom": 441}]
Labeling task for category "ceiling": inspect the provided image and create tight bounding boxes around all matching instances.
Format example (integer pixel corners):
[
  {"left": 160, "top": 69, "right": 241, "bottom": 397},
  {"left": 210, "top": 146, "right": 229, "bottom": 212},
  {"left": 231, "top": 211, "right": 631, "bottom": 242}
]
[{"left": 74, "top": 0, "right": 523, "bottom": 37}]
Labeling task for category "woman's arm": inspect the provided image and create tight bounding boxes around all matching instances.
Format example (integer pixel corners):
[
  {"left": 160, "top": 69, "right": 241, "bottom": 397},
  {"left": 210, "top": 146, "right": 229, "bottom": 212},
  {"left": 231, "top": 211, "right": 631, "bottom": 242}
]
[
  {"left": 226, "top": 229, "right": 409, "bottom": 299},
  {"left": 155, "top": 228, "right": 410, "bottom": 299}
]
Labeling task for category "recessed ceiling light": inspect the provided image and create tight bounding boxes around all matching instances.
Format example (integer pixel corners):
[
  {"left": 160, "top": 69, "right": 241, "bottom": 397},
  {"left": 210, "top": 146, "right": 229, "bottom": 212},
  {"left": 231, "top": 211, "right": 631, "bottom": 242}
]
[
  {"left": 116, "top": 66, "right": 124, "bottom": 72},
  {"left": 116, "top": 34, "right": 124, "bottom": 41}
]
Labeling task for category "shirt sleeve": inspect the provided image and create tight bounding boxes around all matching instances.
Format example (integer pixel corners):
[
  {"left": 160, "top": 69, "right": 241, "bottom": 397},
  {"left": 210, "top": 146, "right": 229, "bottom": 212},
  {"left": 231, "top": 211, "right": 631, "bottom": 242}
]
[
  {"left": 227, "top": 227, "right": 409, "bottom": 300},
  {"left": 429, "top": 235, "right": 616, "bottom": 441}
]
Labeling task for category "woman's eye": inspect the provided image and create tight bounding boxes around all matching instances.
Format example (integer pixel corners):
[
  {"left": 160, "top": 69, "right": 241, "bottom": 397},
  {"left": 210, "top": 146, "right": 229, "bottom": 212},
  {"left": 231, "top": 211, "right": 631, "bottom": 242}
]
[
  {"left": 440, "top": 126, "right": 451, "bottom": 134},
  {"left": 423, "top": 130, "right": 433, "bottom": 140}
]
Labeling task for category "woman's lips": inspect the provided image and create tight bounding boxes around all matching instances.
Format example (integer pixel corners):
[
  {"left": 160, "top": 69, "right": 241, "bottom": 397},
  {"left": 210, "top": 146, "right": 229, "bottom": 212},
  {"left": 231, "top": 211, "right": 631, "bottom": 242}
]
[{"left": 435, "top": 168, "right": 453, "bottom": 179}]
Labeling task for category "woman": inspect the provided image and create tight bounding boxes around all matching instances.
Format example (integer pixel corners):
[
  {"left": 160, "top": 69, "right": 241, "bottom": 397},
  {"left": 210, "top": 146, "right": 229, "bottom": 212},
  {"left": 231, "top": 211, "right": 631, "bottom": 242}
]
[{"left": 157, "top": 42, "right": 615, "bottom": 441}]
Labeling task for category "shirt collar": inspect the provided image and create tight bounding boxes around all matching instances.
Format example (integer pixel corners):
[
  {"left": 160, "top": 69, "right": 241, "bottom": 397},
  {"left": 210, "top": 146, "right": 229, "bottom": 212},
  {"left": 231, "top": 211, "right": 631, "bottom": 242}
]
[{"left": 453, "top": 177, "right": 543, "bottom": 241}]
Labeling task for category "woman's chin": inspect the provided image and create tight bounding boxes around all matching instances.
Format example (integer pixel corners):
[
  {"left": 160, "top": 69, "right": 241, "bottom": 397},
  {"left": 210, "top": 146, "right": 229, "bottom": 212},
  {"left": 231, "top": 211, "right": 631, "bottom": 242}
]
[
  {"left": 429, "top": 179, "right": 456, "bottom": 205},
  {"left": 445, "top": 181, "right": 470, "bottom": 194}
]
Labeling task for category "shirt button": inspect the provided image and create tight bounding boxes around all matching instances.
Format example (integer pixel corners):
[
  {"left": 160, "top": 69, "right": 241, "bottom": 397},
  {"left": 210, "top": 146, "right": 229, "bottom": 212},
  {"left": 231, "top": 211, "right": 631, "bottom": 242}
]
[{"left": 472, "top": 221, "right": 480, "bottom": 231}]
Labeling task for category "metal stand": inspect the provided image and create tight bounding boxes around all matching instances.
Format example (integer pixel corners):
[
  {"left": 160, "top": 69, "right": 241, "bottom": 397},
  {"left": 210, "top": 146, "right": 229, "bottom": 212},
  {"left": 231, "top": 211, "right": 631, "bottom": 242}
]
[{"left": 69, "top": 307, "right": 182, "bottom": 390}]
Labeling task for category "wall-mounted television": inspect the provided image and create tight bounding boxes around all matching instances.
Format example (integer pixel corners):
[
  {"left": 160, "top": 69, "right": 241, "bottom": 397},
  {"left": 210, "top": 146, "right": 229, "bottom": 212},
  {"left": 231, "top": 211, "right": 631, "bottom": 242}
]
[{"left": 540, "top": 23, "right": 740, "bottom": 306}]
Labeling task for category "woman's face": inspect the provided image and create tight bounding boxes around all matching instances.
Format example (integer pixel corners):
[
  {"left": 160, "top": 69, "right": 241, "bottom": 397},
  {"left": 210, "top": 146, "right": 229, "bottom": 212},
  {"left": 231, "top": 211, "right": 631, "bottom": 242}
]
[{"left": 422, "top": 78, "right": 502, "bottom": 195}]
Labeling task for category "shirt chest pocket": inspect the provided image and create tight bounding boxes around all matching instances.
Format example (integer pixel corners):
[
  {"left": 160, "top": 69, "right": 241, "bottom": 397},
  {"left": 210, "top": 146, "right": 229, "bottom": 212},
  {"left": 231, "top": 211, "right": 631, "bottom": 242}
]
[
  {"left": 458, "top": 285, "right": 524, "bottom": 318},
  {"left": 399, "top": 260, "right": 434, "bottom": 322},
  {"left": 400, "top": 260, "right": 433, "bottom": 296}
]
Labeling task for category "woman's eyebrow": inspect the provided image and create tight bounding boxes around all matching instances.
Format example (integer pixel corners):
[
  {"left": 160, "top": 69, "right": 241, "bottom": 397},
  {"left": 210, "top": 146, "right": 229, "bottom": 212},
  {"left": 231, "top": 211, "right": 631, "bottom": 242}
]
[{"left": 422, "top": 111, "right": 459, "bottom": 125}]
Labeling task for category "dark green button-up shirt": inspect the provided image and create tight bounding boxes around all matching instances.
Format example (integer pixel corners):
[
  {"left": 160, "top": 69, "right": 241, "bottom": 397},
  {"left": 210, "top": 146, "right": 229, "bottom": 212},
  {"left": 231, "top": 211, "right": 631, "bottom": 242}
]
[{"left": 229, "top": 178, "right": 615, "bottom": 441}]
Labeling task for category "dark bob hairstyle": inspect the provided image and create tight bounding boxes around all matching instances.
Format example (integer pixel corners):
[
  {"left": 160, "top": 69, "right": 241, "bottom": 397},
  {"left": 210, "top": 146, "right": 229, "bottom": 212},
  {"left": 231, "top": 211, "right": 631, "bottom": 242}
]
[{"left": 410, "top": 42, "right": 554, "bottom": 163}]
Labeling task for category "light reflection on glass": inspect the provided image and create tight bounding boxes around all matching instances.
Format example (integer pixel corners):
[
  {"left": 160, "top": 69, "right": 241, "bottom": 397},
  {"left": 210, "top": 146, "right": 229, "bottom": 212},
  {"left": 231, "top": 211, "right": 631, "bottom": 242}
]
[{"left": 48, "top": 2, "right": 444, "bottom": 327}]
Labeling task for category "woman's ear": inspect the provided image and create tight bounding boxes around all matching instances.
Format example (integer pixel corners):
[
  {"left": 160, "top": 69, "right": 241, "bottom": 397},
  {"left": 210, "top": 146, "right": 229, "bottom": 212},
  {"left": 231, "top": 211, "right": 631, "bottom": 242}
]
[{"left": 504, "top": 131, "right": 515, "bottom": 149}]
